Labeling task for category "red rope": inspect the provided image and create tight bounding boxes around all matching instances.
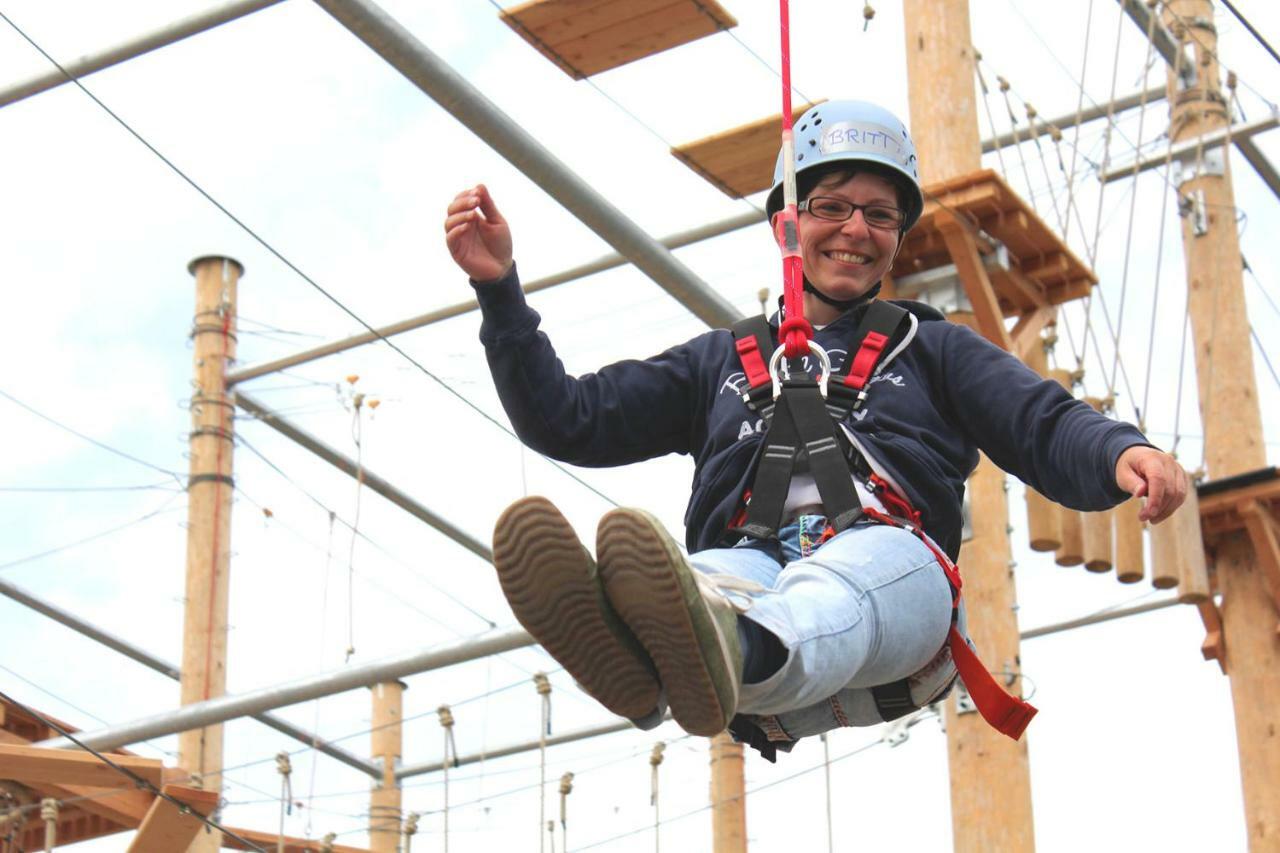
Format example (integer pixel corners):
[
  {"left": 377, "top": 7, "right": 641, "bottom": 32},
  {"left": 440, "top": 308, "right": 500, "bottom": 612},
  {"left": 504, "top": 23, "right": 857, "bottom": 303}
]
[{"left": 775, "top": 0, "right": 810, "bottom": 358}]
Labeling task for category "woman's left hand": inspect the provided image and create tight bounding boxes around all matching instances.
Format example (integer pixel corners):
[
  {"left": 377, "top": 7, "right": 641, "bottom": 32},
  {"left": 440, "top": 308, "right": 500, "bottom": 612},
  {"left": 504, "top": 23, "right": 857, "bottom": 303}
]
[{"left": 1114, "top": 445, "right": 1189, "bottom": 524}]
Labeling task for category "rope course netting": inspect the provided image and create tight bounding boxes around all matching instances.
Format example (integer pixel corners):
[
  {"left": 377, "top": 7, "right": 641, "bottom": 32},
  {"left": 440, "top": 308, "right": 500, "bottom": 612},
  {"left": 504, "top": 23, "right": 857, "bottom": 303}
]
[{"left": 1, "top": 0, "right": 1278, "bottom": 850}]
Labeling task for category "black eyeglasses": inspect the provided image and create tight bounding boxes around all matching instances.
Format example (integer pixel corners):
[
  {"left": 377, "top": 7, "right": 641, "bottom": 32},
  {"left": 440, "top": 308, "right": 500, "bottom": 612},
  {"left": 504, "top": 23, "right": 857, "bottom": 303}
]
[{"left": 799, "top": 197, "right": 906, "bottom": 230}]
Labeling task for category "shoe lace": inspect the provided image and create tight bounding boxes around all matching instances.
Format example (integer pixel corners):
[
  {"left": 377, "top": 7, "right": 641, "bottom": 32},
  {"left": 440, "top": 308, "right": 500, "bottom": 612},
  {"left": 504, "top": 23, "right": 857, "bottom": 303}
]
[{"left": 695, "top": 572, "right": 768, "bottom": 614}]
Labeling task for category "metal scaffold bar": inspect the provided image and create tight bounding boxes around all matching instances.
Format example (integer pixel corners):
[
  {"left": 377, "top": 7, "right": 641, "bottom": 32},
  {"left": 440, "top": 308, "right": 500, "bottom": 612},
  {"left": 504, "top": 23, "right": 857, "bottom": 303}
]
[
  {"left": 311, "top": 0, "right": 742, "bottom": 330},
  {"left": 227, "top": 209, "right": 764, "bottom": 386},
  {"left": 980, "top": 87, "right": 1167, "bottom": 153},
  {"left": 39, "top": 626, "right": 535, "bottom": 752},
  {"left": 0, "top": 576, "right": 382, "bottom": 779},
  {"left": 0, "top": 0, "right": 283, "bottom": 109},
  {"left": 1099, "top": 114, "right": 1279, "bottom": 183},
  {"left": 396, "top": 717, "right": 648, "bottom": 780},
  {"left": 235, "top": 391, "right": 493, "bottom": 563}
]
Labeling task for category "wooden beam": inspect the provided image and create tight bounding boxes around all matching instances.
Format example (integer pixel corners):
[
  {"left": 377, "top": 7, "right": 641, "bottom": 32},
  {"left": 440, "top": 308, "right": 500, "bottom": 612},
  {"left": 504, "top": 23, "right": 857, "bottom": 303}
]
[
  {"left": 938, "top": 220, "right": 1013, "bottom": 351},
  {"left": 0, "top": 743, "right": 163, "bottom": 790},
  {"left": 1009, "top": 306, "right": 1055, "bottom": 362},
  {"left": 1239, "top": 500, "right": 1280, "bottom": 621},
  {"left": 1197, "top": 599, "right": 1227, "bottom": 673},
  {"left": 128, "top": 784, "right": 219, "bottom": 853}
]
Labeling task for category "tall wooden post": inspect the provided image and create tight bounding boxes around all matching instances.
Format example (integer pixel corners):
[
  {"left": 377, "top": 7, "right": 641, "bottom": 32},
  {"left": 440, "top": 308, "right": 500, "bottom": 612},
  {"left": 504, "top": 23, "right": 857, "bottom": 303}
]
[
  {"left": 709, "top": 732, "right": 746, "bottom": 853},
  {"left": 902, "top": 2, "right": 1035, "bottom": 849},
  {"left": 1163, "top": 2, "right": 1279, "bottom": 845},
  {"left": 370, "top": 681, "right": 405, "bottom": 853},
  {"left": 180, "top": 255, "right": 242, "bottom": 853}
]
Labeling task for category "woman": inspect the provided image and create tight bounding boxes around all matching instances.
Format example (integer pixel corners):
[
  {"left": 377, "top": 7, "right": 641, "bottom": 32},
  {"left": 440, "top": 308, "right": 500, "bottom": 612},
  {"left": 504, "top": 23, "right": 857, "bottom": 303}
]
[{"left": 443, "top": 101, "right": 1186, "bottom": 753}]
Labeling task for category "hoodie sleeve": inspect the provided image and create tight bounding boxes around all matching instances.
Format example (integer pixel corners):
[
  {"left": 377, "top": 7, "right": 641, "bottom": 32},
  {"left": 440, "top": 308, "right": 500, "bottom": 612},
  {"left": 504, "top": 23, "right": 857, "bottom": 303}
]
[
  {"left": 472, "top": 264, "right": 698, "bottom": 467},
  {"left": 937, "top": 323, "right": 1150, "bottom": 510}
]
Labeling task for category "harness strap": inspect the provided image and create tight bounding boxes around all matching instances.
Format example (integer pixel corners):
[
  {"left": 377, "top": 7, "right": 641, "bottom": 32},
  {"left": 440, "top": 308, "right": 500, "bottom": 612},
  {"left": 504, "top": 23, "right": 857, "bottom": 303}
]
[
  {"left": 826, "top": 300, "right": 911, "bottom": 419},
  {"left": 731, "top": 315, "right": 781, "bottom": 419},
  {"left": 861, "top": 506, "right": 1037, "bottom": 741}
]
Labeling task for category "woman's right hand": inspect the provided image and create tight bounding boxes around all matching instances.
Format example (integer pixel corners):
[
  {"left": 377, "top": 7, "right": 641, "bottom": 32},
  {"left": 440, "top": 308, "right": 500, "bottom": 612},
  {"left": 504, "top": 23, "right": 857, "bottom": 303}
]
[{"left": 444, "top": 184, "right": 514, "bottom": 283}]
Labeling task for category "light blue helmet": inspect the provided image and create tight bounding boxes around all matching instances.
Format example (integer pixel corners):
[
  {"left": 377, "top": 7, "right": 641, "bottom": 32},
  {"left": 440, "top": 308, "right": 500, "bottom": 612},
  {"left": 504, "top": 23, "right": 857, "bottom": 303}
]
[{"left": 765, "top": 100, "right": 924, "bottom": 232}]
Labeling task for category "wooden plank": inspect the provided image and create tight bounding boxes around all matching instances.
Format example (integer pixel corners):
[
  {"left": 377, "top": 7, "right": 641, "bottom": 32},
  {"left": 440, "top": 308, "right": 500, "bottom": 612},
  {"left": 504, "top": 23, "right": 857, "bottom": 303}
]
[
  {"left": 672, "top": 102, "right": 818, "bottom": 198},
  {"left": 0, "top": 743, "right": 163, "bottom": 790},
  {"left": 503, "top": 0, "right": 679, "bottom": 42},
  {"left": 1198, "top": 475, "right": 1280, "bottom": 534},
  {"left": 129, "top": 784, "right": 219, "bottom": 853},
  {"left": 505, "top": 0, "right": 734, "bottom": 78},
  {"left": 221, "top": 826, "right": 372, "bottom": 852},
  {"left": 1113, "top": 498, "right": 1145, "bottom": 583},
  {"left": 938, "top": 219, "right": 1013, "bottom": 351}
]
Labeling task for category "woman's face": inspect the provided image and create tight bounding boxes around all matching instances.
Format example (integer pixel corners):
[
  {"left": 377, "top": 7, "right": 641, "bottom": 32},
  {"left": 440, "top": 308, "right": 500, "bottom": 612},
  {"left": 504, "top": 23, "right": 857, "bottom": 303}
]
[{"left": 799, "top": 171, "right": 902, "bottom": 322}]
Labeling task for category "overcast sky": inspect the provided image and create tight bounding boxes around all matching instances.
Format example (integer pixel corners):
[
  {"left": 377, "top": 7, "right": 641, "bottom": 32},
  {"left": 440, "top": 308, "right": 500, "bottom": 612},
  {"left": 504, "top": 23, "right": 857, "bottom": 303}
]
[{"left": 2, "top": 0, "right": 1279, "bottom": 850}]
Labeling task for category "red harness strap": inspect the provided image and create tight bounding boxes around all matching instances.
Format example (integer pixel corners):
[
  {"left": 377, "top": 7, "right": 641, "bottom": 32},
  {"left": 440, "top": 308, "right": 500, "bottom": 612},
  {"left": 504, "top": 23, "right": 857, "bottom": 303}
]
[
  {"left": 735, "top": 335, "right": 772, "bottom": 389},
  {"left": 843, "top": 330, "right": 889, "bottom": 391},
  {"left": 861, "top": 505, "right": 1038, "bottom": 741}
]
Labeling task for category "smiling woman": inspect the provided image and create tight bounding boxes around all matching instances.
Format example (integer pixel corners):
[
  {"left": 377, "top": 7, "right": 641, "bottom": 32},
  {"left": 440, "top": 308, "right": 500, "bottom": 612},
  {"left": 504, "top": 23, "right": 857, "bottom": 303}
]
[{"left": 445, "top": 96, "right": 1185, "bottom": 756}]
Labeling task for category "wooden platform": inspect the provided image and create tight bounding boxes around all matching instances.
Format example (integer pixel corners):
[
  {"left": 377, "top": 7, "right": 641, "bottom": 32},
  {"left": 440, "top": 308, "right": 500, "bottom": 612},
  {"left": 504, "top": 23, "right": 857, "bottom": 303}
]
[
  {"left": 892, "top": 169, "right": 1095, "bottom": 313},
  {"left": 671, "top": 102, "right": 823, "bottom": 198},
  {"left": 501, "top": 0, "right": 737, "bottom": 79},
  {"left": 0, "top": 697, "right": 372, "bottom": 852}
]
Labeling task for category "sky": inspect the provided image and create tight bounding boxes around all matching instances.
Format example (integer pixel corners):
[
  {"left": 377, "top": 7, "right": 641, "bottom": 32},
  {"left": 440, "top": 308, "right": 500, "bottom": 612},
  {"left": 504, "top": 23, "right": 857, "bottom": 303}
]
[{"left": 1, "top": 0, "right": 1279, "bottom": 851}]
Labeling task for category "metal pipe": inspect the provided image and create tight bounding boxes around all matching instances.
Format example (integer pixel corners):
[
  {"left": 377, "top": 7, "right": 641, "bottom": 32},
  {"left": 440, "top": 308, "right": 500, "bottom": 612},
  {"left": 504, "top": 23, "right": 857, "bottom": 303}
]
[
  {"left": 1019, "top": 595, "right": 1182, "bottom": 641},
  {"left": 1099, "top": 114, "right": 1278, "bottom": 183},
  {"left": 1116, "top": 0, "right": 1194, "bottom": 85},
  {"left": 40, "top": 627, "right": 535, "bottom": 752},
  {"left": 396, "top": 717, "right": 656, "bottom": 780},
  {"left": 227, "top": 209, "right": 763, "bottom": 386},
  {"left": 980, "top": 87, "right": 1167, "bottom": 153},
  {"left": 0, "top": 576, "right": 382, "bottom": 779},
  {"left": 0, "top": 0, "right": 283, "bottom": 109},
  {"left": 311, "top": 0, "right": 742, "bottom": 330},
  {"left": 234, "top": 391, "right": 493, "bottom": 563},
  {"left": 1234, "top": 136, "right": 1280, "bottom": 204}
]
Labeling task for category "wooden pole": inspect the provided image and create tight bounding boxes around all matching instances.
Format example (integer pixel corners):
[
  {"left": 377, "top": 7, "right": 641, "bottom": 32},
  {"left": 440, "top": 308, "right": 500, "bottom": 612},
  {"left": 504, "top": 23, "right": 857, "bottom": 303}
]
[
  {"left": 1113, "top": 497, "right": 1145, "bottom": 584},
  {"left": 1162, "top": 2, "right": 1279, "bottom": 845},
  {"left": 370, "top": 681, "right": 405, "bottom": 853},
  {"left": 709, "top": 732, "right": 746, "bottom": 853},
  {"left": 902, "top": 2, "right": 1035, "bottom": 848},
  {"left": 1047, "top": 369, "right": 1085, "bottom": 567},
  {"left": 1081, "top": 399, "right": 1114, "bottom": 573},
  {"left": 179, "top": 255, "right": 242, "bottom": 853}
]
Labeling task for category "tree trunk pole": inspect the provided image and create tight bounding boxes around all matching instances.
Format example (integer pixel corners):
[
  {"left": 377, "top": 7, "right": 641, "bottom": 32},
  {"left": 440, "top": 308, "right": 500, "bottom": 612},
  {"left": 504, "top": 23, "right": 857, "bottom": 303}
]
[
  {"left": 709, "top": 732, "right": 746, "bottom": 853},
  {"left": 370, "top": 682, "right": 406, "bottom": 852},
  {"left": 180, "top": 255, "right": 243, "bottom": 852},
  {"left": 1162, "top": 2, "right": 1279, "bottom": 846},
  {"left": 902, "top": 1, "right": 1035, "bottom": 849}
]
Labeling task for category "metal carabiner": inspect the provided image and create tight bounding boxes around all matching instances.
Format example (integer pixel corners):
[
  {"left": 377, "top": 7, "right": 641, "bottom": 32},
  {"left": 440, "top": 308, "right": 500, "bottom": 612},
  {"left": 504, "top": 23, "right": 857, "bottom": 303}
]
[{"left": 768, "top": 339, "right": 832, "bottom": 399}]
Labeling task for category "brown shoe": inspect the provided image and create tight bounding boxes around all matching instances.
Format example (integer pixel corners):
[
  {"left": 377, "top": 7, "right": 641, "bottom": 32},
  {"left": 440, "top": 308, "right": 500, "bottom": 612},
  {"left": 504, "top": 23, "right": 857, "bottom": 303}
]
[
  {"left": 596, "top": 508, "right": 744, "bottom": 737},
  {"left": 493, "top": 496, "right": 661, "bottom": 720}
]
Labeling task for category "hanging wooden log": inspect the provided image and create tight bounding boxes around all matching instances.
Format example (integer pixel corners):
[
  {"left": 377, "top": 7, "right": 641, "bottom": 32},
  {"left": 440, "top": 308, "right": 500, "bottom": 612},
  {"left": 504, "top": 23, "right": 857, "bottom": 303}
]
[
  {"left": 1148, "top": 470, "right": 1205, "bottom": 594},
  {"left": 1112, "top": 497, "right": 1145, "bottom": 583},
  {"left": 1022, "top": 336, "right": 1060, "bottom": 551},
  {"left": 1081, "top": 398, "right": 1113, "bottom": 572},
  {"left": 1047, "top": 367, "right": 1083, "bottom": 566},
  {"left": 1174, "top": 484, "right": 1211, "bottom": 603}
]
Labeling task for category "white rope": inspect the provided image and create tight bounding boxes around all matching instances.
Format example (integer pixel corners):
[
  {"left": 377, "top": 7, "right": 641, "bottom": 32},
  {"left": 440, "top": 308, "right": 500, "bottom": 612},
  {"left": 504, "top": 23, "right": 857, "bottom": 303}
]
[
  {"left": 306, "top": 508, "right": 337, "bottom": 839},
  {"left": 439, "top": 704, "right": 457, "bottom": 853},
  {"left": 345, "top": 380, "right": 364, "bottom": 663},
  {"left": 40, "top": 799, "right": 57, "bottom": 853},
  {"left": 973, "top": 50, "right": 1010, "bottom": 179},
  {"left": 403, "top": 811, "right": 420, "bottom": 853},
  {"left": 275, "top": 752, "right": 293, "bottom": 853},
  {"left": 649, "top": 742, "right": 665, "bottom": 853},
  {"left": 558, "top": 772, "right": 574, "bottom": 853},
  {"left": 535, "top": 672, "right": 552, "bottom": 853},
  {"left": 821, "top": 734, "right": 833, "bottom": 853}
]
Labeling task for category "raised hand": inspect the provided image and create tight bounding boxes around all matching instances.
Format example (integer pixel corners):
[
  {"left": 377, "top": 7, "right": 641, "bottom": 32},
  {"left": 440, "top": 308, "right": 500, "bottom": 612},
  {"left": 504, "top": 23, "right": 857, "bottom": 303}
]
[
  {"left": 444, "top": 184, "right": 514, "bottom": 283},
  {"left": 1114, "top": 445, "right": 1190, "bottom": 524}
]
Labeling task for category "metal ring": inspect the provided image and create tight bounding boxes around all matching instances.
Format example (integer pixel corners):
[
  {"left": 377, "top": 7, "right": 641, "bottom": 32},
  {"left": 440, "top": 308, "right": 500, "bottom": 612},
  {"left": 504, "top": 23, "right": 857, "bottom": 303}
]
[{"left": 768, "top": 339, "right": 831, "bottom": 398}]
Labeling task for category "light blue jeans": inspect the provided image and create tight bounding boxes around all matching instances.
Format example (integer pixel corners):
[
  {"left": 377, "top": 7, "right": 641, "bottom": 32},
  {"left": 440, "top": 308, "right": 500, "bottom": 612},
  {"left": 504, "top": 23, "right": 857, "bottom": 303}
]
[{"left": 690, "top": 516, "right": 965, "bottom": 739}]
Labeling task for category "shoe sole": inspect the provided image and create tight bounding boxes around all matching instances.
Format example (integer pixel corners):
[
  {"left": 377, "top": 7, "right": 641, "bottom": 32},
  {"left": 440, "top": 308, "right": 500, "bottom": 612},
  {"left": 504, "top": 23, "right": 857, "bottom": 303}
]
[
  {"left": 597, "top": 509, "right": 734, "bottom": 737},
  {"left": 493, "top": 496, "right": 660, "bottom": 720}
]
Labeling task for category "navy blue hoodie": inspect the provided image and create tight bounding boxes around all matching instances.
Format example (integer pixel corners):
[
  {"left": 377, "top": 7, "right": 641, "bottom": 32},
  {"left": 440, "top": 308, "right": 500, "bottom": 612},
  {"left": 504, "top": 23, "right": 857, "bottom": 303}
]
[{"left": 475, "top": 265, "right": 1148, "bottom": 560}]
